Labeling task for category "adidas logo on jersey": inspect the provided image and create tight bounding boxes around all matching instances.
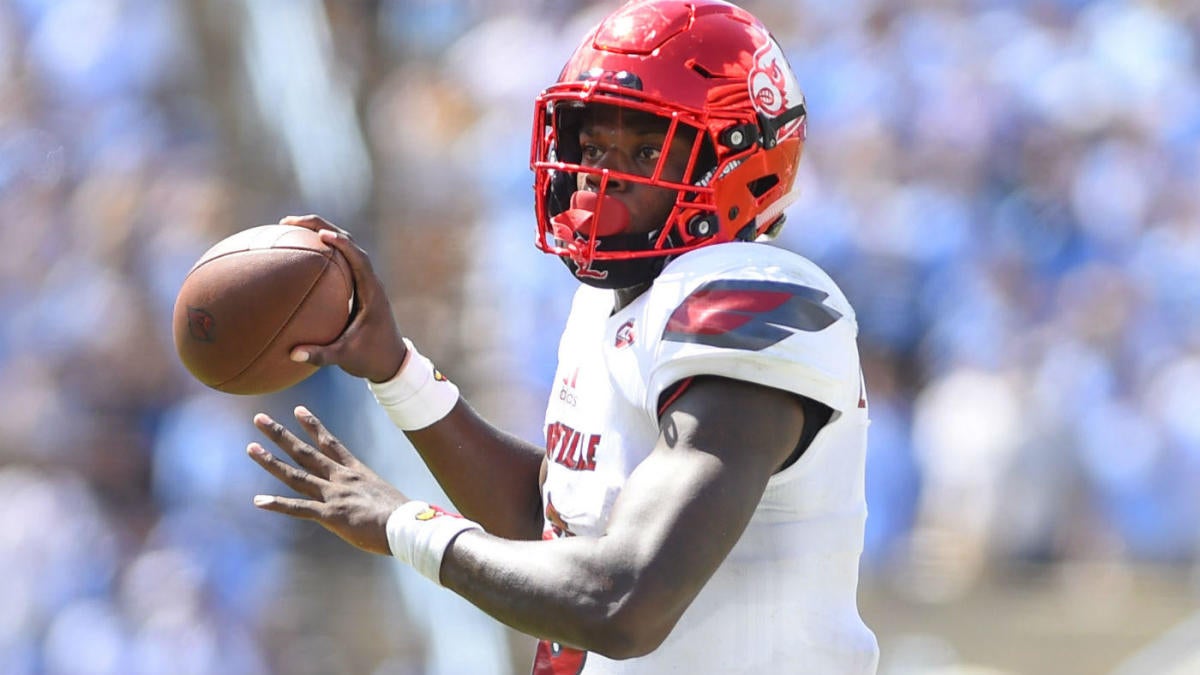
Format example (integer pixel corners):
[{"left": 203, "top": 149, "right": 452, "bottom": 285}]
[{"left": 558, "top": 366, "right": 579, "bottom": 407}]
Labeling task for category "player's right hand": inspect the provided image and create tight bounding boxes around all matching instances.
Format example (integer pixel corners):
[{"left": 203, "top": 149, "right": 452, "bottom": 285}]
[
  {"left": 280, "top": 215, "right": 408, "bottom": 383},
  {"left": 249, "top": 406, "right": 408, "bottom": 555}
]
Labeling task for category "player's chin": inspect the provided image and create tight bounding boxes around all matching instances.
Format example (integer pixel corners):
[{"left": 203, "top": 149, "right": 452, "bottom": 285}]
[{"left": 560, "top": 251, "right": 667, "bottom": 290}]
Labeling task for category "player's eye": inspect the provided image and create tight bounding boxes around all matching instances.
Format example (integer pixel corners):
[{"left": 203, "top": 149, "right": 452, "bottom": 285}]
[
  {"left": 636, "top": 145, "right": 663, "bottom": 163},
  {"left": 580, "top": 143, "right": 602, "bottom": 163}
]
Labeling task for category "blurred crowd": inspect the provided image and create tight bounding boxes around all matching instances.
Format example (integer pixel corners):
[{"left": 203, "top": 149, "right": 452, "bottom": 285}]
[{"left": 0, "top": 0, "right": 1197, "bottom": 673}]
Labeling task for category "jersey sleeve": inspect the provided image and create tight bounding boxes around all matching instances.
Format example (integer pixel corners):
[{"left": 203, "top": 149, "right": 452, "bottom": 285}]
[{"left": 639, "top": 244, "right": 863, "bottom": 417}]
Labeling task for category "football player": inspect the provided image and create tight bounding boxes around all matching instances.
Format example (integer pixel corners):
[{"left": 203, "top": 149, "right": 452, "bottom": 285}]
[{"left": 247, "top": 1, "right": 879, "bottom": 672}]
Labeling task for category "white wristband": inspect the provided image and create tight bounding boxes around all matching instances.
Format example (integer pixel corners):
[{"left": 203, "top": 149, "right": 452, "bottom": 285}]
[
  {"left": 368, "top": 338, "right": 460, "bottom": 430},
  {"left": 386, "top": 500, "right": 483, "bottom": 585}
]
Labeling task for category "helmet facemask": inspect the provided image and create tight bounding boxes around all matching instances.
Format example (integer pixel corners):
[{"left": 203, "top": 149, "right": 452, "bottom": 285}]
[{"left": 532, "top": 87, "right": 741, "bottom": 288}]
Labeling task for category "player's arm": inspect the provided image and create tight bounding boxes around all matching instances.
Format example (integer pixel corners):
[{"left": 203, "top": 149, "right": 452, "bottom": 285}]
[
  {"left": 403, "top": 402, "right": 546, "bottom": 540},
  {"left": 277, "top": 215, "right": 545, "bottom": 540},
  {"left": 250, "top": 375, "right": 803, "bottom": 659},
  {"left": 439, "top": 375, "right": 802, "bottom": 657}
]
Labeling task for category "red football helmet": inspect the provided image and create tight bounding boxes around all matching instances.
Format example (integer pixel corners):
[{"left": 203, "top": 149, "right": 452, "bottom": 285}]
[{"left": 531, "top": 0, "right": 807, "bottom": 287}]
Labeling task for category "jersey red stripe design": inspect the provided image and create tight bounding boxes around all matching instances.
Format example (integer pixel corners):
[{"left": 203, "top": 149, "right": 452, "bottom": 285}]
[
  {"left": 663, "top": 279, "right": 842, "bottom": 351},
  {"left": 665, "top": 289, "right": 792, "bottom": 335}
]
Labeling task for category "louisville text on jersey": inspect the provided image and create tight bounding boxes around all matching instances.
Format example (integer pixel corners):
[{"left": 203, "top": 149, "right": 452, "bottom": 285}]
[{"left": 545, "top": 421, "right": 600, "bottom": 471}]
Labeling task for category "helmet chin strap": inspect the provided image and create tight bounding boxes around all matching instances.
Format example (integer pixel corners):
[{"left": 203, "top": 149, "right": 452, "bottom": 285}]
[{"left": 559, "top": 232, "right": 670, "bottom": 290}]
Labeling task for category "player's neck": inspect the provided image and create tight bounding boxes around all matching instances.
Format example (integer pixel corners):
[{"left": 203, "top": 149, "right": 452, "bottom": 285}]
[{"left": 612, "top": 282, "right": 651, "bottom": 314}]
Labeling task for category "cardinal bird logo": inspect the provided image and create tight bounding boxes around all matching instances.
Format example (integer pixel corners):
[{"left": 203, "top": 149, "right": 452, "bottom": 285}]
[
  {"left": 614, "top": 320, "right": 635, "bottom": 349},
  {"left": 748, "top": 38, "right": 805, "bottom": 141}
]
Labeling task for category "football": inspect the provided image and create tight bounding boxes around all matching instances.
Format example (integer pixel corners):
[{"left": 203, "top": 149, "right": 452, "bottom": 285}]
[{"left": 172, "top": 224, "right": 354, "bottom": 395}]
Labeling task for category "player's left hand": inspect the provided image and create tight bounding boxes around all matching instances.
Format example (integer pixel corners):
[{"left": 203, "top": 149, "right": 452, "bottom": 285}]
[
  {"left": 248, "top": 406, "right": 406, "bottom": 555},
  {"left": 277, "top": 214, "right": 409, "bottom": 384}
]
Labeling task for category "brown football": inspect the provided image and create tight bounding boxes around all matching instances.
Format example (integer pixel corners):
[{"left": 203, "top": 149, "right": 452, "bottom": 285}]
[{"left": 172, "top": 224, "right": 354, "bottom": 395}]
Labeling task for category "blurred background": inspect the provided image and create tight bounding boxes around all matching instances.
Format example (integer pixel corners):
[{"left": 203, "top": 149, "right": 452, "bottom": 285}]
[{"left": 1, "top": 0, "right": 1198, "bottom": 673}]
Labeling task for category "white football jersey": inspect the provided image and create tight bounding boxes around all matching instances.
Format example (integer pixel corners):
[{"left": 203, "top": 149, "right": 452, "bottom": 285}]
[{"left": 535, "top": 242, "right": 879, "bottom": 674}]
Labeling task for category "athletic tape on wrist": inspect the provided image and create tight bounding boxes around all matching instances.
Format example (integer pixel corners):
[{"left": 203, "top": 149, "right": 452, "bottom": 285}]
[
  {"left": 386, "top": 500, "right": 483, "bottom": 585},
  {"left": 367, "top": 338, "right": 460, "bottom": 430}
]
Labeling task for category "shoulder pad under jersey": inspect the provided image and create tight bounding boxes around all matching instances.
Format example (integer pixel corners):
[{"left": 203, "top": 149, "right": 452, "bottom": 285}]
[{"left": 636, "top": 243, "right": 862, "bottom": 414}]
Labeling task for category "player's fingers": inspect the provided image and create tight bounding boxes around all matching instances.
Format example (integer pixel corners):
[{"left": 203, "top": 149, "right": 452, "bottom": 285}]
[
  {"left": 290, "top": 343, "right": 336, "bottom": 367},
  {"left": 246, "top": 442, "right": 326, "bottom": 498},
  {"left": 316, "top": 229, "right": 377, "bottom": 285},
  {"left": 251, "top": 493, "right": 326, "bottom": 521},
  {"left": 279, "top": 214, "right": 351, "bottom": 239},
  {"left": 253, "top": 413, "right": 337, "bottom": 477},
  {"left": 293, "top": 406, "right": 359, "bottom": 466}
]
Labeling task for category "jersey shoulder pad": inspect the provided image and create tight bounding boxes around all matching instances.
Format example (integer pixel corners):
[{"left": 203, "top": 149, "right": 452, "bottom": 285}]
[{"left": 639, "top": 243, "right": 861, "bottom": 412}]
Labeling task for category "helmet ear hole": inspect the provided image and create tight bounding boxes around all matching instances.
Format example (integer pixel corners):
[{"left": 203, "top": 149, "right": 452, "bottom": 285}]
[{"left": 748, "top": 175, "right": 780, "bottom": 198}]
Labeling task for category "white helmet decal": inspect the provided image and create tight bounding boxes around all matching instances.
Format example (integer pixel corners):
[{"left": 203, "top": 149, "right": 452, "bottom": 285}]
[{"left": 748, "top": 39, "right": 805, "bottom": 141}]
